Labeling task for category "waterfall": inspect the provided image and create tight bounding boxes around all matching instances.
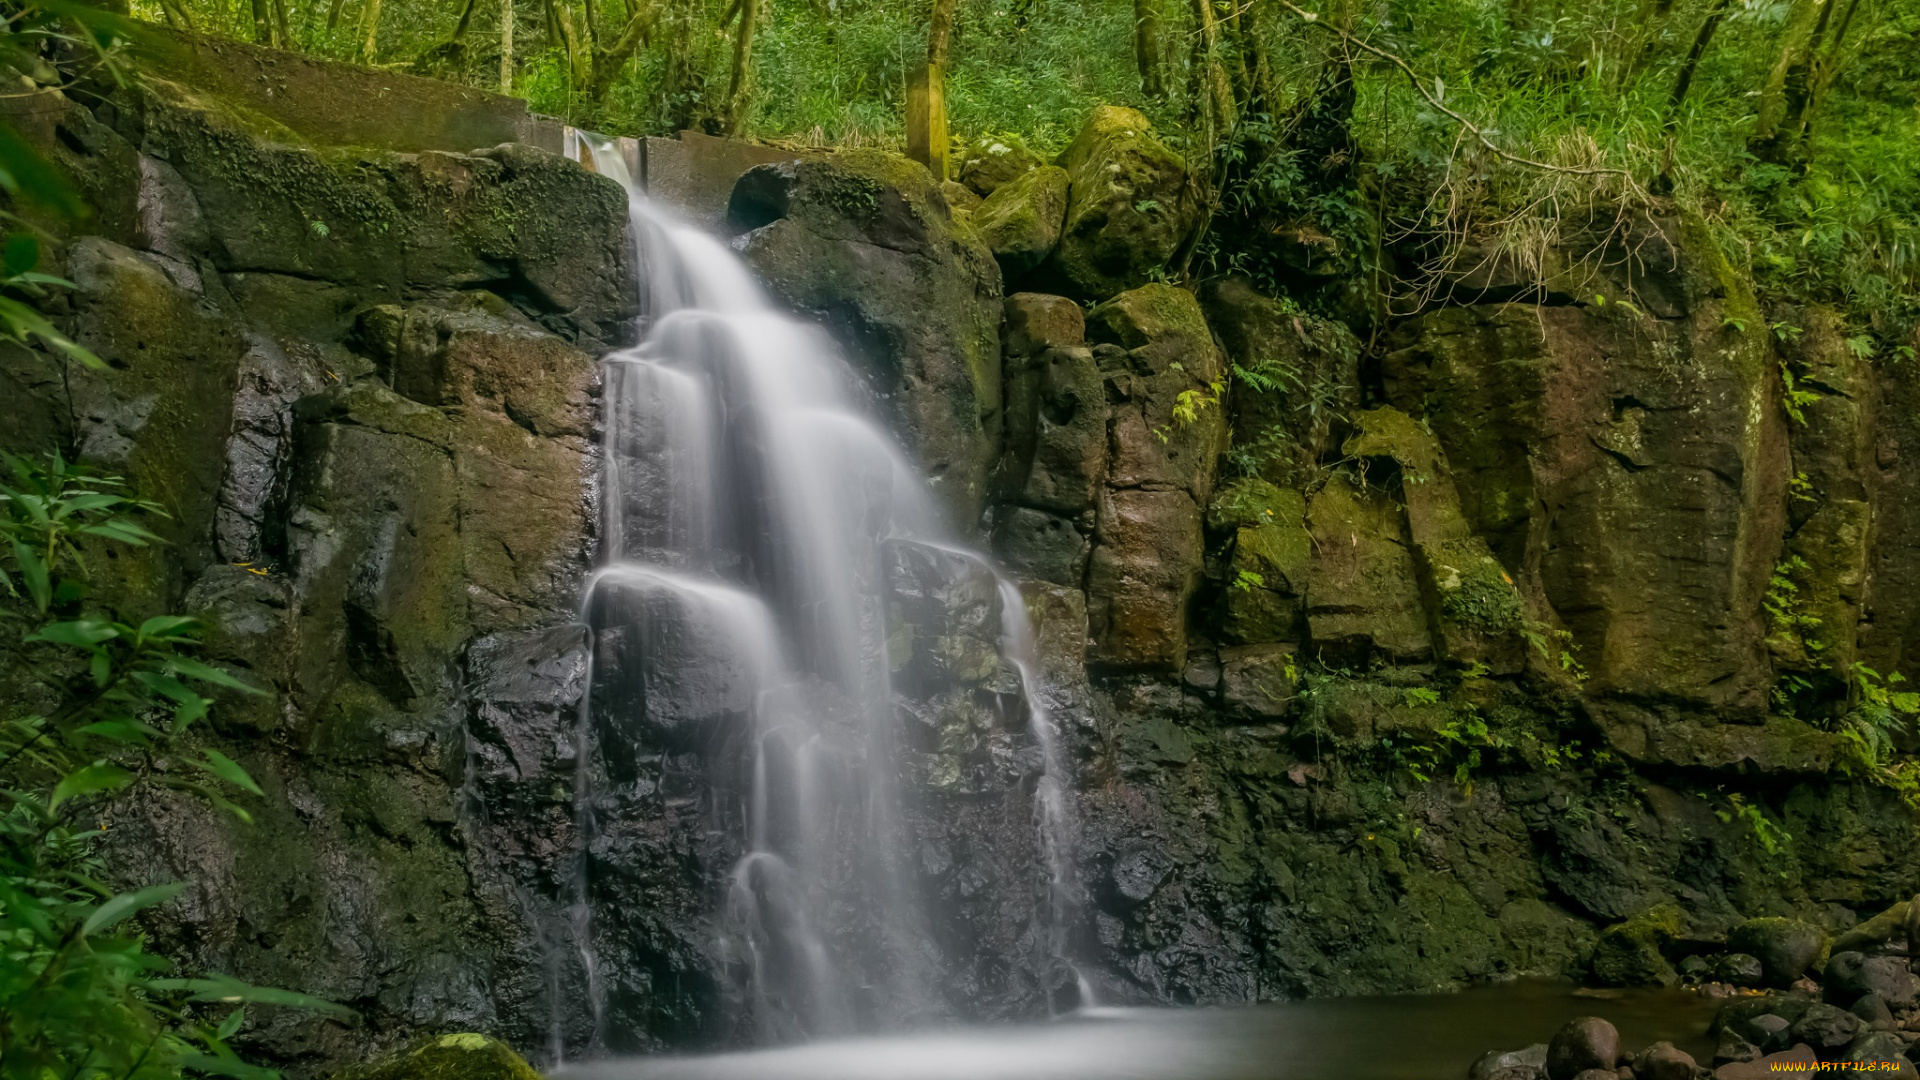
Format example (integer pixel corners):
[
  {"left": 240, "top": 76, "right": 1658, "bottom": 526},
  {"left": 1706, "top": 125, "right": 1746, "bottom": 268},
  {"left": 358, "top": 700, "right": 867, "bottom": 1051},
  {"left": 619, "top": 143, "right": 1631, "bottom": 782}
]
[{"left": 566, "top": 134, "right": 1088, "bottom": 1048}]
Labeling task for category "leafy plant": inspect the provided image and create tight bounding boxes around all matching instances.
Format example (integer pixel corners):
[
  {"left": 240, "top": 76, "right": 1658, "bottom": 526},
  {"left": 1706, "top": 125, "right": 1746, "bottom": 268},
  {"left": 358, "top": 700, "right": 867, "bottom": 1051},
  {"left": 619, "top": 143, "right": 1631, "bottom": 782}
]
[
  {"left": 1716, "top": 793, "right": 1793, "bottom": 860},
  {"left": 0, "top": 454, "right": 346, "bottom": 1079}
]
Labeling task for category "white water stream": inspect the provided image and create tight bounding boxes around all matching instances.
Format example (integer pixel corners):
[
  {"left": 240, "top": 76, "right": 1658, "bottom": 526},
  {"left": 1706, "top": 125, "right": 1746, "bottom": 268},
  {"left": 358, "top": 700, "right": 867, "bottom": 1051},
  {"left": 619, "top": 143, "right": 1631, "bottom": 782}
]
[{"left": 566, "top": 136, "right": 1087, "bottom": 1048}]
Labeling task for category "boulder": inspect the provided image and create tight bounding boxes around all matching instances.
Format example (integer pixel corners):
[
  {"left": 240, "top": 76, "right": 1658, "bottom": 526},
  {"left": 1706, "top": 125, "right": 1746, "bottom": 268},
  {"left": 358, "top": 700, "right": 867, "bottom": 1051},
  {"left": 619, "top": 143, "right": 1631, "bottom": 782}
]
[
  {"left": 1728, "top": 918, "right": 1830, "bottom": 990},
  {"left": 1085, "top": 284, "right": 1227, "bottom": 499},
  {"left": 1847, "top": 993, "right": 1894, "bottom": 1029},
  {"left": 1591, "top": 905, "right": 1682, "bottom": 987},
  {"left": 1473, "top": 1045, "right": 1550, "bottom": 1080},
  {"left": 957, "top": 131, "right": 1043, "bottom": 197},
  {"left": 730, "top": 151, "right": 1005, "bottom": 529},
  {"left": 1715, "top": 953, "right": 1766, "bottom": 987},
  {"left": 1832, "top": 900, "right": 1913, "bottom": 957},
  {"left": 1824, "top": 952, "right": 1920, "bottom": 1008},
  {"left": 1844, "top": 1032, "right": 1917, "bottom": 1079},
  {"left": 333, "top": 1033, "right": 544, "bottom": 1080},
  {"left": 1632, "top": 1042, "right": 1699, "bottom": 1080},
  {"left": 941, "top": 179, "right": 984, "bottom": 214},
  {"left": 1548, "top": 1017, "right": 1621, "bottom": 1080},
  {"left": 999, "top": 299, "right": 1107, "bottom": 517},
  {"left": 1713, "top": 994, "right": 1816, "bottom": 1038},
  {"left": 1787, "top": 1003, "right": 1862, "bottom": 1056},
  {"left": 1746, "top": 1015, "right": 1792, "bottom": 1054},
  {"left": 1040, "top": 106, "right": 1198, "bottom": 301},
  {"left": 974, "top": 164, "right": 1069, "bottom": 282}
]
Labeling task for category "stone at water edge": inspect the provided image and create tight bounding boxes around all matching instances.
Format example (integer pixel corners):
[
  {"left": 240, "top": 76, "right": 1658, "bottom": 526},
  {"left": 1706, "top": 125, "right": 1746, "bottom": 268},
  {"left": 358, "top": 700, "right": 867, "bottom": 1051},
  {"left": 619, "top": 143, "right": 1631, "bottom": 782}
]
[
  {"left": 1787, "top": 1002, "right": 1862, "bottom": 1055},
  {"left": 1713, "top": 953, "right": 1766, "bottom": 988},
  {"left": 1726, "top": 918, "right": 1830, "bottom": 990},
  {"left": 1547, "top": 1016, "right": 1621, "bottom": 1080},
  {"left": 333, "top": 1034, "right": 544, "bottom": 1080},
  {"left": 1845, "top": 1031, "right": 1920, "bottom": 1079},
  {"left": 1745, "top": 1014, "right": 1791, "bottom": 1053},
  {"left": 1471, "top": 1043, "right": 1549, "bottom": 1080},
  {"left": 1632, "top": 1042, "right": 1699, "bottom": 1080},
  {"left": 1831, "top": 899, "right": 1913, "bottom": 956},
  {"left": 1713, "top": 1027, "right": 1761, "bottom": 1066},
  {"left": 1711, "top": 1044, "right": 1818, "bottom": 1080},
  {"left": 1847, "top": 992, "right": 1895, "bottom": 1029},
  {"left": 1825, "top": 951, "right": 1920, "bottom": 1008}
]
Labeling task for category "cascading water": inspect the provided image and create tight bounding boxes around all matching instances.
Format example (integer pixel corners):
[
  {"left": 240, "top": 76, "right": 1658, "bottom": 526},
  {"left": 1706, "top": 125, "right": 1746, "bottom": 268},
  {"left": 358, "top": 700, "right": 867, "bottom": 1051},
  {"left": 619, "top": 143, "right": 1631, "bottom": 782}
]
[{"left": 566, "top": 135, "right": 1088, "bottom": 1048}]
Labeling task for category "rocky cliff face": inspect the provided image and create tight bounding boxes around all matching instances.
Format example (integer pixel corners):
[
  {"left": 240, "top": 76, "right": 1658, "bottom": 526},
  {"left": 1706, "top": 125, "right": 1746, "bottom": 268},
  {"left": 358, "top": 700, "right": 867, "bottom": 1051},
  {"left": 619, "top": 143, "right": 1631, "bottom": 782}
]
[{"left": 8, "top": 41, "right": 1920, "bottom": 1076}]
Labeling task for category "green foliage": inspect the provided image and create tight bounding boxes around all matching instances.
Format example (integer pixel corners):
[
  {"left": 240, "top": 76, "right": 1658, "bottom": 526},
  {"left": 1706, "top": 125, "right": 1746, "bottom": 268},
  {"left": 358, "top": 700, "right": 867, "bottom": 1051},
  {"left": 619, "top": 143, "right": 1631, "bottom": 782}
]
[
  {"left": 1835, "top": 663, "right": 1920, "bottom": 794},
  {"left": 1763, "top": 554, "right": 1826, "bottom": 659},
  {"left": 0, "top": 455, "right": 346, "bottom": 1079},
  {"left": 1716, "top": 793, "right": 1793, "bottom": 860},
  {"left": 1438, "top": 560, "right": 1524, "bottom": 635}
]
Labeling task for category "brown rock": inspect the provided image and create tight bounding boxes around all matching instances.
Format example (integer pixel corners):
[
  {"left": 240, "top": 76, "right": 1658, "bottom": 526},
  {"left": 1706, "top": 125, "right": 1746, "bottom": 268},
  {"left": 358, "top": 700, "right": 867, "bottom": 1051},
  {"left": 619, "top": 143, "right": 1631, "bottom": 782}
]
[{"left": 1548, "top": 1016, "right": 1621, "bottom": 1080}]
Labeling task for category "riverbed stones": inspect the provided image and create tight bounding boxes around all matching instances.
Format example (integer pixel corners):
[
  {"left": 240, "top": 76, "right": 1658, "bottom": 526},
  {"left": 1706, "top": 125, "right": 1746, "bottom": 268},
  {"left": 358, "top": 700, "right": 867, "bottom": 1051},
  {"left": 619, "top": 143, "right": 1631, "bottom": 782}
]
[
  {"left": 1832, "top": 899, "right": 1913, "bottom": 956},
  {"left": 1711, "top": 1045, "right": 1817, "bottom": 1080},
  {"left": 1632, "top": 1042, "right": 1699, "bottom": 1080},
  {"left": 1548, "top": 1017, "right": 1621, "bottom": 1080},
  {"left": 1474, "top": 1045, "right": 1550, "bottom": 1080},
  {"left": 1728, "top": 918, "right": 1830, "bottom": 990},
  {"left": 1590, "top": 906, "right": 1682, "bottom": 987},
  {"left": 1040, "top": 106, "right": 1197, "bottom": 300},
  {"left": 1789, "top": 1003, "right": 1862, "bottom": 1055},
  {"left": 1825, "top": 952, "right": 1920, "bottom": 1008}
]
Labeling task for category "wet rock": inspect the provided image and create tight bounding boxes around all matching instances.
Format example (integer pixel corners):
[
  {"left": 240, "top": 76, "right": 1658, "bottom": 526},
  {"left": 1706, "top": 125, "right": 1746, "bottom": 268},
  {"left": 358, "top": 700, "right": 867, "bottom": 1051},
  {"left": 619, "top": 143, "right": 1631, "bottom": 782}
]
[
  {"left": 333, "top": 1033, "right": 543, "bottom": 1080},
  {"left": 1086, "top": 283, "right": 1227, "bottom": 499},
  {"left": 884, "top": 538, "right": 1007, "bottom": 695},
  {"left": 1728, "top": 918, "right": 1830, "bottom": 990},
  {"left": 1632, "top": 1042, "right": 1698, "bottom": 1080},
  {"left": 990, "top": 505, "right": 1090, "bottom": 588},
  {"left": 730, "top": 151, "right": 1004, "bottom": 528},
  {"left": 998, "top": 341, "right": 1107, "bottom": 517},
  {"left": 1715, "top": 953, "right": 1766, "bottom": 987},
  {"left": 1826, "top": 952, "right": 1920, "bottom": 1008},
  {"left": 1473, "top": 1044, "right": 1550, "bottom": 1080},
  {"left": 1788, "top": 1003, "right": 1863, "bottom": 1056},
  {"left": 974, "top": 164, "right": 1069, "bottom": 282},
  {"left": 957, "top": 131, "right": 1043, "bottom": 197},
  {"left": 1040, "top": 106, "right": 1197, "bottom": 301},
  {"left": 1548, "top": 1016, "right": 1621, "bottom": 1080}
]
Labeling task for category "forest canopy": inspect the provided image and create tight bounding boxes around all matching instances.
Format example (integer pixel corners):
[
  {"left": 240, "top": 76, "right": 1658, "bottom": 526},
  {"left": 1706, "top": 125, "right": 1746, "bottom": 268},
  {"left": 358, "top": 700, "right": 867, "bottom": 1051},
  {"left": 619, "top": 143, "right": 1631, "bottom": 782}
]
[{"left": 95, "top": 0, "right": 1920, "bottom": 342}]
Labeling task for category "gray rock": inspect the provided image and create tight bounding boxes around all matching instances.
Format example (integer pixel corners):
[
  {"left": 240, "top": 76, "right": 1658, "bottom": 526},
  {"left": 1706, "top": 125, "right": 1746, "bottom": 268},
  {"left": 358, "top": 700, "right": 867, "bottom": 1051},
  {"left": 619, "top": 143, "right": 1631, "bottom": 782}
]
[
  {"left": 1787, "top": 1003, "right": 1862, "bottom": 1054},
  {"left": 1848, "top": 993, "right": 1895, "bottom": 1030},
  {"left": 1713, "top": 1028, "right": 1760, "bottom": 1066},
  {"left": 1715, "top": 952, "right": 1766, "bottom": 987},
  {"left": 1727, "top": 918, "right": 1830, "bottom": 989},
  {"left": 1826, "top": 951, "right": 1920, "bottom": 1008},
  {"left": 1472, "top": 1043, "right": 1549, "bottom": 1080},
  {"left": 1549, "top": 1017, "right": 1621, "bottom": 1080},
  {"left": 1632, "top": 1042, "right": 1698, "bottom": 1080}
]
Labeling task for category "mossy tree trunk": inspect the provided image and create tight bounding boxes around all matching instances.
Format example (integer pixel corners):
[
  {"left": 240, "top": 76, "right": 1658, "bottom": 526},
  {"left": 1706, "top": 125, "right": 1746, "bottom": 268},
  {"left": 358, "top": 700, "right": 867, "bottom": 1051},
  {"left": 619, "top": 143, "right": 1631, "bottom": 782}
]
[
  {"left": 720, "top": 0, "right": 757, "bottom": 134},
  {"left": 1133, "top": 0, "right": 1164, "bottom": 99},
  {"left": 499, "top": 0, "right": 513, "bottom": 91}
]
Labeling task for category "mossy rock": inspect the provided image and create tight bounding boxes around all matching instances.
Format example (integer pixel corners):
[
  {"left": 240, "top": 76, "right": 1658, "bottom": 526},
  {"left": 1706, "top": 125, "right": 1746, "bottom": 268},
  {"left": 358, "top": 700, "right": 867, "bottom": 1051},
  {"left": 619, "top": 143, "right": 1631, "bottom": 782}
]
[
  {"left": 1591, "top": 904, "right": 1683, "bottom": 987},
  {"left": 1727, "top": 917, "right": 1830, "bottom": 989},
  {"left": 335, "top": 1034, "right": 543, "bottom": 1080},
  {"left": 973, "top": 164, "right": 1069, "bottom": 282},
  {"left": 957, "top": 131, "right": 1044, "bottom": 197},
  {"left": 1039, "top": 106, "right": 1197, "bottom": 301}
]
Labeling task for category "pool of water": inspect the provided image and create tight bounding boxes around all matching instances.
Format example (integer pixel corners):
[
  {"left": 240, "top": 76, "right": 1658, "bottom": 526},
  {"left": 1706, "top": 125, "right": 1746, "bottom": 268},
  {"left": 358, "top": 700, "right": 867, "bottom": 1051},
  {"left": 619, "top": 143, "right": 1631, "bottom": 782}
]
[{"left": 556, "top": 981, "right": 1723, "bottom": 1080}]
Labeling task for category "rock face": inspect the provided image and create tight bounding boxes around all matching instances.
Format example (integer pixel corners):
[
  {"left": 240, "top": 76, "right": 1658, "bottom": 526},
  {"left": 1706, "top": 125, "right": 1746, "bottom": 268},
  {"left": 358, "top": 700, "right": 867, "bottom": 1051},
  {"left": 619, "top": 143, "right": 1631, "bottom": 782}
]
[
  {"left": 8, "top": 78, "right": 627, "bottom": 1072},
  {"left": 727, "top": 151, "right": 1005, "bottom": 529},
  {"left": 973, "top": 164, "right": 1069, "bottom": 284}
]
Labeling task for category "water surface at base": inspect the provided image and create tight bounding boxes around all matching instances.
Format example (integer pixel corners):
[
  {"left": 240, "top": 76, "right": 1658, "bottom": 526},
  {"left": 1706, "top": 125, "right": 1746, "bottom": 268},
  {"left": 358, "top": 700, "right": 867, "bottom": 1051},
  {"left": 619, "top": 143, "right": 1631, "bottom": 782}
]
[{"left": 557, "top": 982, "right": 1720, "bottom": 1080}]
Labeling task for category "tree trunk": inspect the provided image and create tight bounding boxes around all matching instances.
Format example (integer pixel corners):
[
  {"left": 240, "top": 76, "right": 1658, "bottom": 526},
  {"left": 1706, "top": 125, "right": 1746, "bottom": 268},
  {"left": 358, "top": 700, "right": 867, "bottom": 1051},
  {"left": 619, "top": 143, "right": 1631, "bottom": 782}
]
[
  {"left": 452, "top": 0, "right": 480, "bottom": 41},
  {"left": 327, "top": 0, "right": 350, "bottom": 31},
  {"left": 359, "top": 0, "right": 383, "bottom": 61},
  {"left": 722, "top": 0, "right": 758, "bottom": 134},
  {"left": 590, "top": 0, "right": 658, "bottom": 100},
  {"left": 928, "top": 0, "right": 956, "bottom": 69},
  {"left": 1189, "top": 0, "right": 1235, "bottom": 134},
  {"left": 250, "top": 0, "right": 273, "bottom": 44},
  {"left": 272, "top": 0, "right": 292, "bottom": 47},
  {"left": 1752, "top": 0, "right": 1829, "bottom": 162},
  {"left": 500, "top": 0, "right": 514, "bottom": 92},
  {"left": 1133, "top": 0, "right": 1163, "bottom": 99}
]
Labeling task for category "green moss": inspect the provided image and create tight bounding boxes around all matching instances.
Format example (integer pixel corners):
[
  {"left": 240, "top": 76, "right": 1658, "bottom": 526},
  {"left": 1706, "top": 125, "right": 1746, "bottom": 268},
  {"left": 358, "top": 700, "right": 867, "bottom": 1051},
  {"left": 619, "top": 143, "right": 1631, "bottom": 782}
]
[
  {"left": 1590, "top": 903, "right": 1682, "bottom": 987},
  {"left": 334, "top": 1033, "right": 543, "bottom": 1080},
  {"left": 1436, "top": 548, "right": 1526, "bottom": 635}
]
